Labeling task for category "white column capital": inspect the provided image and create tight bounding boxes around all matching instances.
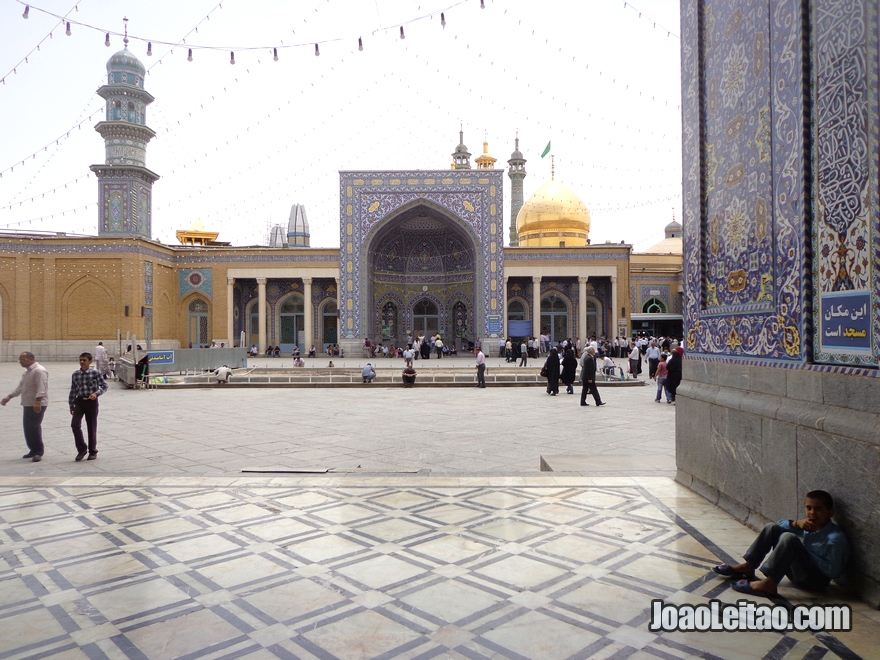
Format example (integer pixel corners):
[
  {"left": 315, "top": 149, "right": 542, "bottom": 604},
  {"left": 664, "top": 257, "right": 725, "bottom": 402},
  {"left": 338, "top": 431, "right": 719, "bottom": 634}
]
[
  {"left": 611, "top": 275, "right": 617, "bottom": 282},
  {"left": 578, "top": 275, "right": 589, "bottom": 284},
  {"left": 257, "top": 278, "right": 268, "bottom": 285},
  {"left": 532, "top": 275, "right": 542, "bottom": 284},
  {"left": 302, "top": 277, "right": 313, "bottom": 286},
  {"left": 227, "top": 277, "right": 235, "bottom": 286}
]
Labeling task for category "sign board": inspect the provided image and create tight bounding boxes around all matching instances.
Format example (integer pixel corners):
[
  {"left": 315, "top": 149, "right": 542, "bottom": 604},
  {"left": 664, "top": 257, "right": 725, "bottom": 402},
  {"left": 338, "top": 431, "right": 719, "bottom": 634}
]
[
  {"left": 820, "top": 291, "right": 871, "bottom": 351},
  {"left": 487, "top": 315, "right": 502, "bottom": 336},
  {"left": 508, "top": 320, "right": 532, "bottom": 337},
  {"left": 146, "top": 351, "right": 174, "bottom": 365}
]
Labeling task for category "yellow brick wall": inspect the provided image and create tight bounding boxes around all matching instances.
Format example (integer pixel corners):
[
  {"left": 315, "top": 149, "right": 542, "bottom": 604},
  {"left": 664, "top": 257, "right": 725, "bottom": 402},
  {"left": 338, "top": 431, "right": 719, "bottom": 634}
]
[
  {"left": 56, "top": 258, "right": 123, "bottom": 339},
  {"left": 153, "top": 263, "right": 176, "bottom": 340},
  {"left": 29, "top": 259, "right": 45, "bottom": 341},
  {"left": 0, "top": 258, "right": 16, "bottom": 339}
]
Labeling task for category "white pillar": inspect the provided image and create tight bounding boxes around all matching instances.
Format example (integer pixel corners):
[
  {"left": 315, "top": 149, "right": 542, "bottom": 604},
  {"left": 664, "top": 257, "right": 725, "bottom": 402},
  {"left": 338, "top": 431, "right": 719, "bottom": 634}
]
[
  {"left": 532, "top": 275, "right": 542, "bottom": 340},
  {"left": 303, "top": 277, "right": 313, "bottom": 353},
  {"left": 226, "top": 277, "right": 235, "bottom": 347},
  {"left": 578, "top": 276, "right": 588, "bottom": 341},
  {"left": 611, "top": 275, "right": 619, "bottom": 340},
  {"left": 257, "top": 277, "right": 267, "bottom": 354}
]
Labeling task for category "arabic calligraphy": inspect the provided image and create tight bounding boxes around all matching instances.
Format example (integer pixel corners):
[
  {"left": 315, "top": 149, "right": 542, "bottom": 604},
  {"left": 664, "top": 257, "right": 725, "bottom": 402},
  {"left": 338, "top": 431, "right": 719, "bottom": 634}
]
[
  {"left": 820, "top": 293, "right": 871, "bottom": 350},
  {"left": 823, "top": 302, "right": 868, "bottom": 322},
  {"left": 146, "top": 352, "right": 175, "bottom": 365}
]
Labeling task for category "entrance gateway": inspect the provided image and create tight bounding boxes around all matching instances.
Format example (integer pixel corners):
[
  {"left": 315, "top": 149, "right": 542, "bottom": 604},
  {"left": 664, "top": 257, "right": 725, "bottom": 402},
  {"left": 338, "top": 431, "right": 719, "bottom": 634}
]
[{"left": 339, "top": 170, "right": 505, "bottom": 356}]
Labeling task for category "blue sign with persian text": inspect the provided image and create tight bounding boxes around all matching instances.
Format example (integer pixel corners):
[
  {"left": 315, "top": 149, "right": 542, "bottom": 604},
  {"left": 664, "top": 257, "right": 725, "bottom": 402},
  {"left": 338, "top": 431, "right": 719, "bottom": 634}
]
[
  {"left": 820, "top": 292, "right": 871, "bottom": 350},
  {"left": 487, "top": 315, "right": 502, "bottom": 336},
  {"left": 146, "top": 351, "right": 175, "bottom": 365}
]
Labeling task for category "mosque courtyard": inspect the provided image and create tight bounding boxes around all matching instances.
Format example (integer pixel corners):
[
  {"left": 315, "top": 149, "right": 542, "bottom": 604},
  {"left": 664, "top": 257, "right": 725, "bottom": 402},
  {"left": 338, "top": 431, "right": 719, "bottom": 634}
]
[{"left": 0, "top": 359, "right": 876, "bottom": 659}]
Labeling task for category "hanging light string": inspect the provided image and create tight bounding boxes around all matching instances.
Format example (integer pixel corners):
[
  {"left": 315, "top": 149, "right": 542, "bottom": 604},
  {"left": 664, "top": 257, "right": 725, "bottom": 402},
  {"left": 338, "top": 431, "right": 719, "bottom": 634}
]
[
  {"left": 0, "top": 104, "right": 104, "bottom": 181},
  {"left": 0, "top": 0, "right": 469, "bottom": 180},
  {"left": 0, "top": 1, "right": 81, "bottom": 87},
  {"left": 0, "top": 1, "right": 224, "bottom": 186},
  {"left": 621, "top": 2, "right": 679, "bottom": 40},
  {"left": 0, "top": 202, "right": 96, "bottom": 228},
  {"left": 0, "top": 173, "right": 92, "bottom": 211},
  {"left": 14, "top": 0, "right": 470, "bottom": 58},
  {"left": 144, "top": 1, "right": 225, "bottom": 73}
]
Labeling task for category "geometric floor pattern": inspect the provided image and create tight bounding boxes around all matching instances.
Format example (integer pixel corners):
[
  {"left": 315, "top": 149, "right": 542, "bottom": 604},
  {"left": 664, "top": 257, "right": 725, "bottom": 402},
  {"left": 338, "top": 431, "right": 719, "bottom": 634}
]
[{"left": 0, "top": 481, "right": 863, "bottom": 659}]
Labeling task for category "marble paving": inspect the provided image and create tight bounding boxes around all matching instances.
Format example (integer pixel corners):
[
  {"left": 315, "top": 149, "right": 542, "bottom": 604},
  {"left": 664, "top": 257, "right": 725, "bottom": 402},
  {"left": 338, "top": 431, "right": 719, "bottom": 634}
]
[{"left": 0, "top": 476, "right": 876, "bottom": 659}]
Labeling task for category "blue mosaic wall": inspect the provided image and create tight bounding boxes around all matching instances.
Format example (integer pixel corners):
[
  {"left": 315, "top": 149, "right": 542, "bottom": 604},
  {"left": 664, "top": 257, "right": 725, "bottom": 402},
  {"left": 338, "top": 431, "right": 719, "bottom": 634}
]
[
  {"left": 179, "top": 268, "right": 212, "bottom": 301},
  {"left": 339, "top": 171, "right": 505, "bottom": 341},
  {"left": 682, "top": 0, "right": 878, "bottom": 369},
  {"left": 811, "top": 1, "right": 879, "bottom": 367}
]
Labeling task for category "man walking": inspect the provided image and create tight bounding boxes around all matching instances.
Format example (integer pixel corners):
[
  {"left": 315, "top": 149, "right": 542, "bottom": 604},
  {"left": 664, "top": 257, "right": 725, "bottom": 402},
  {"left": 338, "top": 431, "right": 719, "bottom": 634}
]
[
  {"left": 2, "top": 352, "right": 49, "bottom": 462},
  {"left": 69, "top": 352, "right": 108, "bottom": 461},
  {"left": 579, "top": 346, "right": 606, "bottom": 407},
  {"left": 94, "top": 341, "right": 110, "bottom": 378},
  {"left": 475, "top": 347, "right": 486, "bottom": 388}
]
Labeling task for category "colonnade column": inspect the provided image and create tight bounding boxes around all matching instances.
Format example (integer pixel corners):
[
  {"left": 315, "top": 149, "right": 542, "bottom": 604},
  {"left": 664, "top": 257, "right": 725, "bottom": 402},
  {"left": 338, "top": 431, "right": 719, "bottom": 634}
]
[
  {"left": 611, "top": 275, "right": 619, "bottom": 340},
  {"left": 532, "top": 276, "right": 542, "bottom": 340},
  {"left": 257, "top": 278, "right": 267, "bottom": 354},
  {"left": 302, "top": 277, "right": 313, "bottom": 353},
  {"left": 578, "top": 276, "right": 588, "bottom": 342},
  {"left": 227, "top": 277, "right": 235, "bottom": 347},
  {"left": 502, "top": 276, "right": 509, "bottom": 338}
]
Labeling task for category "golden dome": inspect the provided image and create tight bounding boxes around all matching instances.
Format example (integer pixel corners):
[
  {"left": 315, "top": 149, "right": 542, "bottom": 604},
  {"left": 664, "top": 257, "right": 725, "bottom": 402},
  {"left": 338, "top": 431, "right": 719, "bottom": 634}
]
[{"left": 516, "top": 179, "right": 591, "bottom": 246}]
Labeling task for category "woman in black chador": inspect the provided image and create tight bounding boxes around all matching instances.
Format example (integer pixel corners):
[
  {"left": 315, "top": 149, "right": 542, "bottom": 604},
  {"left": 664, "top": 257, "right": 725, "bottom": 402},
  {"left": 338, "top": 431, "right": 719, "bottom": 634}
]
[
  {"left": 665, "top": 346, "right": 684, "bottom": 404},
  {"left": 544, "top": 346, "right": 561, "bottom": 396},
  {"left": 560, "top": 346, "right": 579, "bottom": 394}
]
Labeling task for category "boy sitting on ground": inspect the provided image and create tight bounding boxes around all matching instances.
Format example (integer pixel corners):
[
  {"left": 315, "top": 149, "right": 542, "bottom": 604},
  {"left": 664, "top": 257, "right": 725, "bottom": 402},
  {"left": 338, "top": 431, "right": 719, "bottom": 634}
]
[{"left": 712, "top": 489, "right": 849, "bottom": 598}]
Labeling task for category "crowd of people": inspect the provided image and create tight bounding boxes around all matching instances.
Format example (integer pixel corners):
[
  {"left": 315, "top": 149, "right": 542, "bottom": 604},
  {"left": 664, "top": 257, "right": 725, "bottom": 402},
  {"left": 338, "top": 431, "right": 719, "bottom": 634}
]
[{"left": 362, "top": 334, "right": 459, "bottom": 360}]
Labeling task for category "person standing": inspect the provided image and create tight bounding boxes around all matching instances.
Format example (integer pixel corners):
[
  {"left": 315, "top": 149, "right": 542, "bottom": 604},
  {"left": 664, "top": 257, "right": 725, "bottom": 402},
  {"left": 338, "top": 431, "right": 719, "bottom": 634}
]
[
  {"left": 646, "top": 341, "right": 661, "bottom": 379},
  {"left": 579, "top": 346, "right": 606, "bottom": 407},
  {"left": 543, "top": 347, "right": 561, "bottom": 395},
  {"left": 560, "top": 346, "right": 578, "bottom": 394},
  {"left": 653, "top": 353, "right": 671, "bottom": 403},
  {"left": 628, "top": 342, "right": 642, "bottom": 379},
  {"left": 474, "top": 347, "right": 486, "bottom": 388},
  {"left": 434, "top": 336, "right": 444, "bottom": 359},
  {"left": 518, "top": 340, "right": 529, "bottom": 367},
  {"left": 665, "top": 346, "right": 684, "bottom": 404},
  {"left": 69, "top": 352, "right": 108, "bottom": 461},
  {"left": 94, "top": 342, "right": 110, "bottom": 379},
  {"left": 2, "top": 352, "right": 49, "bottom": 462}
]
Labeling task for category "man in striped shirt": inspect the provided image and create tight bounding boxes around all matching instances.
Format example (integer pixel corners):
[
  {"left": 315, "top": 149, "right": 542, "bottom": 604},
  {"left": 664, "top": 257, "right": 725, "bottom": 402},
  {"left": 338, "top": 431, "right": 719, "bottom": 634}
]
[
  {"left": 2, "top": 352, "right": 49, "bottom": 462},
  {"left": 69, "top": 352, "right": 108, "bottom": 461}
]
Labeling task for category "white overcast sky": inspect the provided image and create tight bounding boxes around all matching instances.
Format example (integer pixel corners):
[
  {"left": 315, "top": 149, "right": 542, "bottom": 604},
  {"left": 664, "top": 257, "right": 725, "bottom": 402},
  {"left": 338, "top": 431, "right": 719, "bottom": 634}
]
[{"left": 0, "top": 0, "right": 682, "bottom": 250}]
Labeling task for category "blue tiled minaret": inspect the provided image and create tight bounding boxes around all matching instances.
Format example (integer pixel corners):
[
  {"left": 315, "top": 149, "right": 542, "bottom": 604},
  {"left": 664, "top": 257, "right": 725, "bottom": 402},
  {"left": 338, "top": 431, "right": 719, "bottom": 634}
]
[
  {"left": 90, "top": 31, "right": 159, "bottom": 238},
  {"left": 507, "top": 135, "right": 527, "bottom": 246}
]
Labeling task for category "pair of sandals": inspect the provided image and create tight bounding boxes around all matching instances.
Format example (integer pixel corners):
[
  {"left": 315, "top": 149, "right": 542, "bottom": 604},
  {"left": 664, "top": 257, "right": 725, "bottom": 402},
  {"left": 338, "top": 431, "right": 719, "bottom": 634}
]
[{"left": 712, "top": 563, "right": 775, "bottom": 599}]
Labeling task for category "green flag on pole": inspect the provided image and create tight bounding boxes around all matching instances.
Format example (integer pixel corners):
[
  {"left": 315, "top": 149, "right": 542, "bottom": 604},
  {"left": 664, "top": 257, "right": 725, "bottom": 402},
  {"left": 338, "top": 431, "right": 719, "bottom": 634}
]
[{"left": 540, "top": 141, "right": 551, "bottom": 158}]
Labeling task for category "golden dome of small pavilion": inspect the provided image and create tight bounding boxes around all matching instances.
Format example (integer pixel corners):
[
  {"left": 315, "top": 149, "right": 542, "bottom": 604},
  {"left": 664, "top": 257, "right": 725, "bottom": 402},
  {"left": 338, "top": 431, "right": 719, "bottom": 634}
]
[{"left": 516, "top": 179, "right": 591, "bottom": 247}]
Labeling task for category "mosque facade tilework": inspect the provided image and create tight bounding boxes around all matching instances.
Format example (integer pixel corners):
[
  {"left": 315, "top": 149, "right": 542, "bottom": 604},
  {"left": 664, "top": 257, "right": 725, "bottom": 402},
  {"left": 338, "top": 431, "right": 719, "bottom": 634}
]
[
  {"left": 682, "top": 0, "right": 811, "bottom": 362},
  {"left": 811, "top": 0, "right": 879, "bottom": 367},
  {"left": 144, "top": 260, "right": 153, "bottom": 306},
  {"left": 683, "top": 0, "right": 878, "bottom": 368},
  {"left": 339, "top": 171, "right": 504, "bottom": 341},
  {"left": 179, "top": 268, "right": 212, "bottom": 301}
]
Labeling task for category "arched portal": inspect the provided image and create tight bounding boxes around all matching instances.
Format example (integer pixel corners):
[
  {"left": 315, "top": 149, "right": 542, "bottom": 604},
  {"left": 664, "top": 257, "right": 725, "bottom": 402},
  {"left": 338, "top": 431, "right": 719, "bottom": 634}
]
[
  {"left": 412, "top": 299, "right": 439, "bottom": 337},
  {"left": 541, "top": 293, "right": 570, "bottom": 344},
  {"left": 321, "top": 300, "right": 338, "bottom": 350},
  {"left": 278, "top": 295, "right": 305, "bottom": 352},
  {"left": 187, "top": 297, "right": 210, "bottom": 348},
  {"left": 367, "top": 204, "right": 478, "bottom": 348}
]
